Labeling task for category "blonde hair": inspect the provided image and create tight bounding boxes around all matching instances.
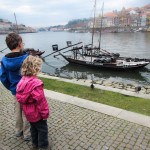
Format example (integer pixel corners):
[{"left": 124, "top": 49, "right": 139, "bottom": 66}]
[{"left": 21, "top": 55, "right": 43, "bottom": 76}]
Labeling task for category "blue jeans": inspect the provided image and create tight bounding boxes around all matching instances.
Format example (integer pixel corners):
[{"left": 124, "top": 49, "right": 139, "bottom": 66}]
[{"left": 30, "top": 119, "right": 48, "bottom": 148}]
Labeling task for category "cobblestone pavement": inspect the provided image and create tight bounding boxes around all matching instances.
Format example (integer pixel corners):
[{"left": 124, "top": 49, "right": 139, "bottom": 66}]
[{"left": 0, "top": 84, "right": 150, "bottom": 150}]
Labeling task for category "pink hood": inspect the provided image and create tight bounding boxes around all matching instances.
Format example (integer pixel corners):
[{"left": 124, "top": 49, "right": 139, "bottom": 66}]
[{"left": 16, "top": 76, "right": 43, "bottom": 104}]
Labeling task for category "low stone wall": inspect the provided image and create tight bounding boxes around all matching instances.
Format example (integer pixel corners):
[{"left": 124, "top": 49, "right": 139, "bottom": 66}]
[
  {"left": 40, "top": 73, "right": 150, "bottom": 95},
  {"left": 95, "top": 79, "right": 150, "bottom": 94}
]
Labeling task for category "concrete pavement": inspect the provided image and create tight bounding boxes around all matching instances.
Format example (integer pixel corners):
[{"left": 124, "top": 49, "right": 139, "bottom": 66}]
[
  {"left": 44, "top": 89, "right": 150, "bottom": 128},
  {"left": 0, "top": 82, "right": 150, "bottom": 150}
]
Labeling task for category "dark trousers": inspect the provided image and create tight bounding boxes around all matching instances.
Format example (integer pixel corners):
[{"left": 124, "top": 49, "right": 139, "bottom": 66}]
[{"left": 30, "top": 120, "right": 48, "bottom": 148}]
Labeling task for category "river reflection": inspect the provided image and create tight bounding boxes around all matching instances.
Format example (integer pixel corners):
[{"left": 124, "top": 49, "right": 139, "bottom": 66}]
[{"left": 43, "top": 61, "right": 150, "bottom": 86}]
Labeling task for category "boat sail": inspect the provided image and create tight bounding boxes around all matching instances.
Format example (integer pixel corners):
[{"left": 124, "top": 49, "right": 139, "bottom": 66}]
[{"left": 46, "top": 1, "right": 150, "bottom": 70}]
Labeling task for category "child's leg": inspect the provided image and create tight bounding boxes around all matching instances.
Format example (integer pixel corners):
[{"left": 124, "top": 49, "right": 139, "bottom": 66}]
[
  {"left": 14, "top": 97, "right": 23, "bottom": 136},
  {"left": 36, "top": 120, "right": 49, "bottom": 148},
  {"left": 14, "top": 96, "right": 30, "bottom": 139},
  {"left": 30, "top": 122, "right": 38, "bottom": 147},
  {"left": 22, "top": 112, "right": 31, "bottom": 140}
]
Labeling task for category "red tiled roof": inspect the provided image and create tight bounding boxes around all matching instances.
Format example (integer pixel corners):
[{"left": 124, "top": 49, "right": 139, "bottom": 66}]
[
  {"left": 0, "top": 22, "right": 10, "bottom": 25},
  {"left": 104, "top": 12, "right": 117, "bottom": 17},
  {"left": 126, "top": 8, "right": 133, "bottom": 11},
  {"left": 143, "top": 4, "right": 150, "bottom": 9},
  {"left": 74, "top": 22, "right": 87, "bottom": 28}
]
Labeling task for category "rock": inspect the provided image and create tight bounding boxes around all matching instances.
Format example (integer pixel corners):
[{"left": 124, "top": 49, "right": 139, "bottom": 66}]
[
  {"left": 143, "top": 85, "right": 150, "bottom": 89},
  {"left": 139, "top": 87, "right": 146, "bottom": 94},
  {"left": 103, "top": 80, "right": 113, "bottom": 86},
  {"left": 97, "top": 80, "right": 105, "bottom": 85},
  {"left": 126, "top": 88, "right": 136, "bottom": 92},
  {"left": 146, "top": 89, "right": 150, "bottom": 94}
]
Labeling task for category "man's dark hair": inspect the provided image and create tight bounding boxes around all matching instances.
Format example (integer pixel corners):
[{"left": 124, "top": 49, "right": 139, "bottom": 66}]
[{"left": 5, "top": 32, "right": 22, "bottom": 50}]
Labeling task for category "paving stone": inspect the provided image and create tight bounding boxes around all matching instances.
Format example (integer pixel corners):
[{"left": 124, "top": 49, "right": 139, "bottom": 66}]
[{"left": 0, "top": 83, "right": 150, "bottom": 150}]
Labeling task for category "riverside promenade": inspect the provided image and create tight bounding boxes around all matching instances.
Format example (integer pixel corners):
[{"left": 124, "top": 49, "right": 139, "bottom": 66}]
[{"left": 0, "top": 77, "right": 150, "bottom": 150}]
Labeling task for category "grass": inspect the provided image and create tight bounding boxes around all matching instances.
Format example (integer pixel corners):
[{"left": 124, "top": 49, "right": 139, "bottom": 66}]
[{"left": 40, "top": 77, "right": 150, "bottom": 116}]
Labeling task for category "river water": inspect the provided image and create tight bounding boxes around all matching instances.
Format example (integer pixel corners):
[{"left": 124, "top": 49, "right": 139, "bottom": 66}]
[{"left": 0, "top": 31, "right": 150, "bottom": 86}]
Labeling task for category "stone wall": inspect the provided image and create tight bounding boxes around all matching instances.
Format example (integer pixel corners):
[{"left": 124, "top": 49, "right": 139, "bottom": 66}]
[{"left": 95, "top": 79, "right": 150, "bottom": 94}]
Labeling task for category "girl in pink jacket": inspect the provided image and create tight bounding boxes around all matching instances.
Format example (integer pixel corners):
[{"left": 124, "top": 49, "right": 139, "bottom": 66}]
[{"left": 16, "top": 55, "right": 50, "bottom": 150}]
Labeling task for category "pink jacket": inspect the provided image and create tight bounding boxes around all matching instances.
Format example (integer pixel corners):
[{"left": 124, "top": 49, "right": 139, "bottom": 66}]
[{"left": 16, "top": 76, "right": 50, "bottom": 123}]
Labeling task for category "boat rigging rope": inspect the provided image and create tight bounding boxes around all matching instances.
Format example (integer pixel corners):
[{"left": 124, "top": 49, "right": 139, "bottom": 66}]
[
  {"left": 54, "top": 56, "right": 68, "bottom": 65},
  {"left": 0, "top": 47, "right": 8, "bottom": 52},
  {"left": 43, "top": 42, "right": 82, "bottom": 59},
  {"left": 43, "top": 61, "right": 72, "bottom": 79}
]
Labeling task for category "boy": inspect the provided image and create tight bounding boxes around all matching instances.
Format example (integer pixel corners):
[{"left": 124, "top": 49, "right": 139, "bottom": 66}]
[{"left": 0, "top": 32, "right": 30, "bottom": 141}]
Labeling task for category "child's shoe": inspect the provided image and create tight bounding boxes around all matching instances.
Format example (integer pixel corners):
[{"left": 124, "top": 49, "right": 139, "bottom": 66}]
[
  {"left": 31, "top": 144, "right": 38, "bottom": 149},
  {"left": 38, "top": 145, "right": 51, "bottom": 150},
  {"left": 38, "top": 148, "right": 50, "bottom": 150},
  {"left": 24, "top": 135, "right": 31, "bottom": 141},
  {"left": 15, "top": 131, "right": 23, "bottom": 137}
]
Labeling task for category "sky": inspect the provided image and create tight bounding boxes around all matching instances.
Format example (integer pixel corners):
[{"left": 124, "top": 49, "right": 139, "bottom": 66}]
[{"left": 0, "top": 0, "right": 149, "bottom": 27}]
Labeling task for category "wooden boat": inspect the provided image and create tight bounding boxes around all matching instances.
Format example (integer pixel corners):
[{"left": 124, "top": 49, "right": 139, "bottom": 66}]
[
  {"left": 44, "top": 41, "right": 149, "bottom": 70},
  {"left": 24, "top": 48, "right": 45, "bottom": 56},
  {"left": 0, "top": 48, "right": 45, "bottom": 56},
  {"left": 59, "top": 48, "right": 150, "bottom": 70}
]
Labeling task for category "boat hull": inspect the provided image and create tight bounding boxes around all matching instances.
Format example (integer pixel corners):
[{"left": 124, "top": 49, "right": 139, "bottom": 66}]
[{"left": 62, "top": 55, "right": 149, "bottom": 70}]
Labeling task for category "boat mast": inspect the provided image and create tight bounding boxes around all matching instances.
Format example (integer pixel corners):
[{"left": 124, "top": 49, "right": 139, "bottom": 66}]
[
  {"left": 14, "top": 12, "right": 19, "bottom": 34},
  {"left": 91, "top": 0, "right": 97, "bottom": 62},
  {"left": 98, "top": 2, "right": 104, "bottom": 51},
  {"left": 91, "top": 0, "right": 97, "bottom": 47}
]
